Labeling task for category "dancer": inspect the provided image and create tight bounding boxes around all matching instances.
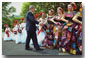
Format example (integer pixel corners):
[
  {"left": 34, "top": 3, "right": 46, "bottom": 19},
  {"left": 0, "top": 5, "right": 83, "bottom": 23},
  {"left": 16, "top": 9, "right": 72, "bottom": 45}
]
[
  {"left": 53, "top": 7, "right": 68, "bottom": 51},
  {"left": 12, "top": 20, "right": 21, "bottom": 44},
  {"left": 4, "top": 24, "right": 12, "bottom": 41},
  {"left": 62, "top": 3, "right": 77, "bottom": 54},
  {"left": 43, "top": 9, "right": 58, "bottom": 49},
  {"left": 11, "top": 23, "right": 16, "bottom": 41},
  {"left": 20, "top": 18, "right": 27, "bottom": 43},
  {"left": 72, "top": 3, "right": 82, "bottom": 55},
  {"left": 37, "top": 12, "right": 47, "bottom": 46}
]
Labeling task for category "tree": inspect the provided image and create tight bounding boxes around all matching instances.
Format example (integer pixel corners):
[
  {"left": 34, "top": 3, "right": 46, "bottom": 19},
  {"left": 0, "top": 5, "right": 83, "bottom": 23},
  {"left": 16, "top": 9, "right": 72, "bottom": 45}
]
[{"left": 2, "top": 2, "right": 16, "bottom": 25}]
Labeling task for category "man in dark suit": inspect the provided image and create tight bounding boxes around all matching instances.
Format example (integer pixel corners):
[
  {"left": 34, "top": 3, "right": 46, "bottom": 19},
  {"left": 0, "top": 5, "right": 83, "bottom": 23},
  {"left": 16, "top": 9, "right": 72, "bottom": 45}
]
[{"left": 25, "top": 5, "right": 42, "bottom": 50}]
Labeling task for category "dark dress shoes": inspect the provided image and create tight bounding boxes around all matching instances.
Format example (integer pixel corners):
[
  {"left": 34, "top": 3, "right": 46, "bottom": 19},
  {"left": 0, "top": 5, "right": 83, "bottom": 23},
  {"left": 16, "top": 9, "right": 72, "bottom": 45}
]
[
  {"left": 25, "top": 48, "right": 32, "bottom": 50},
  {"left": 35, "top": 48, "right": 44, "bottom": 50}
]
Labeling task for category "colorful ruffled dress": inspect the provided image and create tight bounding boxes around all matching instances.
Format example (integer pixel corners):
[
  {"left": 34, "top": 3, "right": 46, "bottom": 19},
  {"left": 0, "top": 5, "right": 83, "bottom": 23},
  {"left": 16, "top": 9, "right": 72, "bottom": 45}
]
[
  {"left": 76, "top": 11, "right": 82, "bottom": 55},
  {"left": 43, "top": 16, "right": 54, "bottom": 49},
  {"left": 53, "top": 15, "right": 67, "bottom": 51},
  {"left": 63, "top": 11, "right": 77, "bottom": 54}
]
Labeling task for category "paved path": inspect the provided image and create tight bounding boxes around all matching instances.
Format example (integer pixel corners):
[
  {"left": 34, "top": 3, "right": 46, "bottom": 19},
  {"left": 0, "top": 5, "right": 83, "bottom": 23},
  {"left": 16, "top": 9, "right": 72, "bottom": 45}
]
[{"left": 2, "top": 32, "right": 70, "bottom": 55}]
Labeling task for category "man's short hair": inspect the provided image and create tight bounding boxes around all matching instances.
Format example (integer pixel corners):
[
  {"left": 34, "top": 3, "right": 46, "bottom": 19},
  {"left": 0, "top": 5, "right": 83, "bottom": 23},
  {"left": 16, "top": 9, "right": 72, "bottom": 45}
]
[{"left": 29, "top": 5, "right": 35, "bottom": 9}]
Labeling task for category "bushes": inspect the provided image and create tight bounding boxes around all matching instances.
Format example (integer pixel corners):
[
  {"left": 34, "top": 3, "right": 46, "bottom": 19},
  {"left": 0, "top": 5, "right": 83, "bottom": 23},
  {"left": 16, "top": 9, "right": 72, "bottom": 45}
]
[{"left": 2, "top": 29, "right": 5, "bottom": 32}]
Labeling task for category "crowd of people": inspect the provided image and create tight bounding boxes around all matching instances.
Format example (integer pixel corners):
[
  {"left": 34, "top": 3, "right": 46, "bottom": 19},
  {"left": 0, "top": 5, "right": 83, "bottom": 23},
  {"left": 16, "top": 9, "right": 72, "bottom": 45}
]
[{"left": 3, "top": 2, "right": 82, "bottom": 55}]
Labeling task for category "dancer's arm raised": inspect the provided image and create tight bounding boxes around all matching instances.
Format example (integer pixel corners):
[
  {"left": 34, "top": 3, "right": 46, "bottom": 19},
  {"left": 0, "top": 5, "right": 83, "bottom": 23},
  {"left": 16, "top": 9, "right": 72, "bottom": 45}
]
[{"left": 72, "top": 12, "right": 82, "bottom": 24}]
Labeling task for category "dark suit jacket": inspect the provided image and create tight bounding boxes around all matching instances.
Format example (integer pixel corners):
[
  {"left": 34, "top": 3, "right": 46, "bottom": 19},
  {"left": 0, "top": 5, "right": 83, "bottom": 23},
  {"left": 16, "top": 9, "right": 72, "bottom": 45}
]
[{"left": 26, "top": 11, "right": 39, "bottom": 31}]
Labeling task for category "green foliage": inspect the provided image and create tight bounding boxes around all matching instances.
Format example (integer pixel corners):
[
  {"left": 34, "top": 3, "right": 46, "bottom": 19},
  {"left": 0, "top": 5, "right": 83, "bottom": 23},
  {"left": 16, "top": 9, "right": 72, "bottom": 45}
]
[
  {"left": 9, "top": 16, "right": 24, "bottom": 28},
  {"left": 8, "top": 6, "right": 16, "bottom": 13},
  {"left": 21, "top": 2, "right": 81, "bottom": 17},
  {"left": 2, "top": 2, "right": 16, "bottom": 26},
  {"left": 2, "top": 29, "right": 5, "bottom": 32},
  {"left": 21, "top": 2, "right": 70, "bottom": 17}
]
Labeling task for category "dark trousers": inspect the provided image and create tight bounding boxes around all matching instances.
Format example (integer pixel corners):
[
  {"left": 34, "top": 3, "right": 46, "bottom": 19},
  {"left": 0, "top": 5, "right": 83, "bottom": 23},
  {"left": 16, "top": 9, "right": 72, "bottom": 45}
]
[{"left": 25, "top": 30, "right": 40, "bottom": 49}]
